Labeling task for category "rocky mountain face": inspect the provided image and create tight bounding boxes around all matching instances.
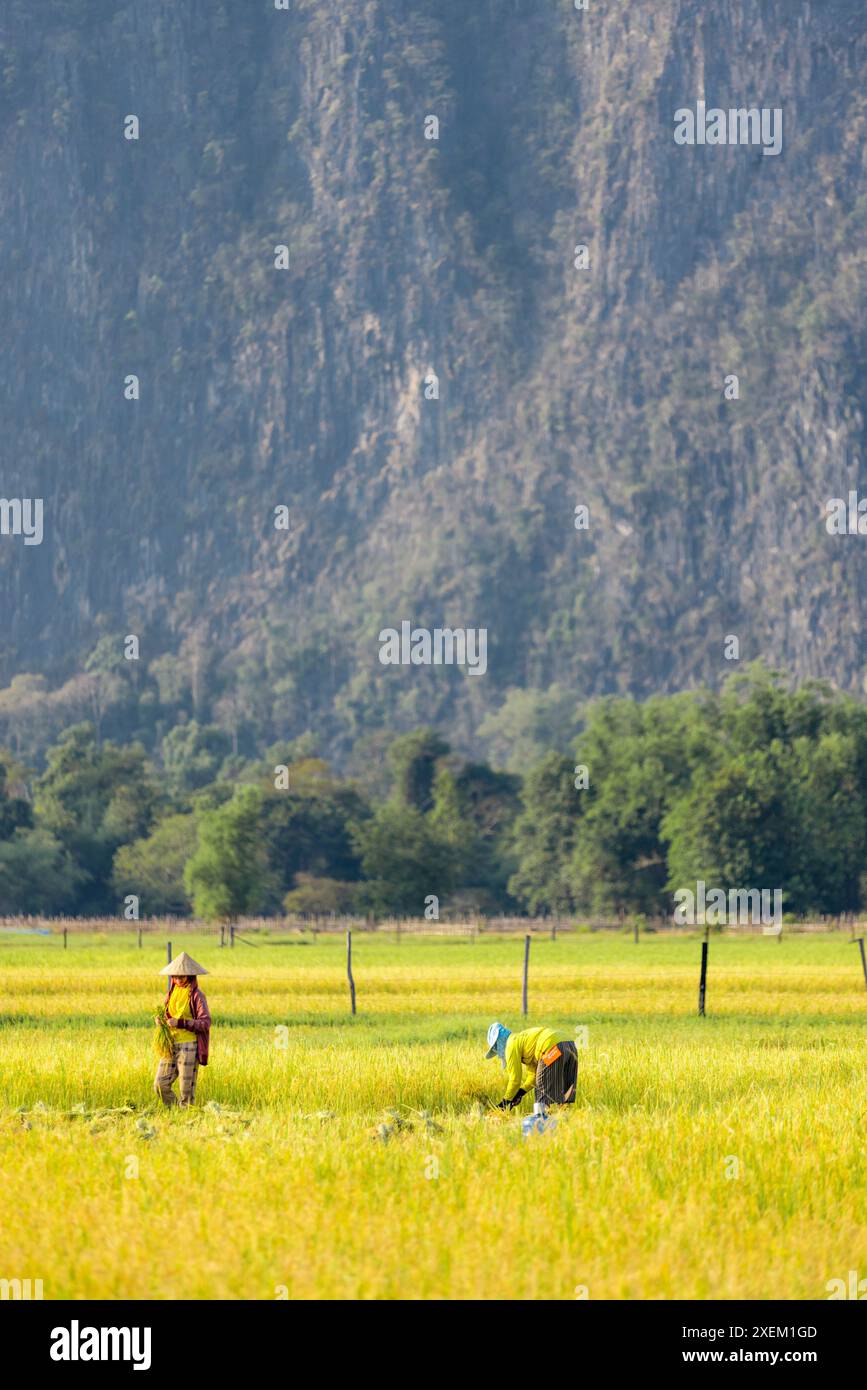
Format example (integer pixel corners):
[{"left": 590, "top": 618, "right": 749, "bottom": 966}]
[{"left": 2, "top": 0, "right": 866, "bottom": 762}]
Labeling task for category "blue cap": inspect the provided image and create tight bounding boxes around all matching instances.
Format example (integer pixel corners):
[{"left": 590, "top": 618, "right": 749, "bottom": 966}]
[{"left": 485, "top": 1021, "right": 510, "bottom": 1063}]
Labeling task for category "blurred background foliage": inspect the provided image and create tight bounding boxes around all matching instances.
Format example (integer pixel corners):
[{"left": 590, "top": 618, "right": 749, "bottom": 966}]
[{"left": 2, "top": 665, "right": 867, "bottom": 921}]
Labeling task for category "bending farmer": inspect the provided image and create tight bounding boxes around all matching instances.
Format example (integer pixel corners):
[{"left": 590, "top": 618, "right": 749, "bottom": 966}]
[{"left": 485, "top": 1021, "right": 578, "bottom": 1110}]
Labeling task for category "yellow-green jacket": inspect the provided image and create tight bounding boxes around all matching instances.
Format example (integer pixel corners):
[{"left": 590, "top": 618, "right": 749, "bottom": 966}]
[{"left": 501, "top": 1026, "right": 571, "bottom": 1102}]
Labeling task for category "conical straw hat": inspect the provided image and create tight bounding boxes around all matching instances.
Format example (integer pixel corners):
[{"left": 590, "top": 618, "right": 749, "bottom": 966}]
[{"left": 159, "top": 951, "right": 209, "bottom": 977}]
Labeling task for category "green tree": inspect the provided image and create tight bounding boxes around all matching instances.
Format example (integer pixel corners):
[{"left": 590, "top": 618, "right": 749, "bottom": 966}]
[
  {"left": 508, "top": 753, "right": 580, "bottom": 914},
  {"left": 430, "top": 761, "right": 521, "bottom": 907},
  {"left": 161, "top": 721, "right": 233, "bottom": 795},
  {"left": 0, "top": 750, "right": 32, "bottom": 840},
  {"left": 0, "top": 828, "right": 83, "bottom": 914},
  {"left": 34, "top": 725, "right": 161, "bottom": 914},
  {"left": 83, "top": 635, "right": 131, "bottom": 746},
  {"left": 260, "top": 759, "right": 369, "bottom": 896},
  {"left": 184, "top": 785, "right": 277, "bottom": 920},
  {"left": 0, "top": 675, "right": 53, "bottom": 762},
  {"left": 112, "top": 812, "right": 198, "bottom": 916},
  {"left": 283, "top": 874, "right": 361, "bottom": 915},
  {"left": 662, "top": 752, "right": 807, "bottom": 910},
  {"left": 792, "top": 731, "right": 867, "bottom": 914},
  {"left": 387, "top": 730, "right": 449, "bottom": 813},
  {"left": 478, "top": 685, "right": 580, "bottom": 774},
  {"left": 352, "top": 800, "right": 458, "bottom": 916},
  {"left": 567, "top": 694, "right": 712, "bottom": 915}
]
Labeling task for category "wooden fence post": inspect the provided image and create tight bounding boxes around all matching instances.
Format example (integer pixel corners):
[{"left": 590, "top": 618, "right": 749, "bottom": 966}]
[
  {"left": 167, "top": 940, "right": 172, "bottom": 966},
  {"left": 522, "top": 933, "right": 531, "bottom": 1016},
  {"left": 63, "top": 927, "right": 67, "bottom": 950},
  {"left": 230, "top": 924, "right": 235, "bottom": 948},
  {"left": 698, "top": 933, "right": 708, "bottom": 1016},
  {"left": 856, "top": 937, "right": 867, "bottom": 992},
  {"left": 347, "top": 930, "right": 357, "bottom": 1016},
  {"left": 137, "top": 926, "right": 142, "bottom": 949}
]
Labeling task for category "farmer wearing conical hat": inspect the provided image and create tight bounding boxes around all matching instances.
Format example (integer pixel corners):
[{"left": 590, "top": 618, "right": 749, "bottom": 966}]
[{"left": 153, "top": 952, "right": 211, "bottom": 1108}]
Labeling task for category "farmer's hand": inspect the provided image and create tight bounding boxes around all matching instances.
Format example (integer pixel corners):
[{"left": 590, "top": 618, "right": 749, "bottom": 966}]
[
  {"left": 165, "top": 1017, "right": 177, "bottom": 1028},
  {"left": 496, "top": 1098, "right": 512, "bottom": 1110}
]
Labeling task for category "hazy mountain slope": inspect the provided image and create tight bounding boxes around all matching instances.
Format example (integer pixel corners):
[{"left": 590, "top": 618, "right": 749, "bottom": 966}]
[{"left": 1, "top": 0, "right": 866, "bottom": 761}]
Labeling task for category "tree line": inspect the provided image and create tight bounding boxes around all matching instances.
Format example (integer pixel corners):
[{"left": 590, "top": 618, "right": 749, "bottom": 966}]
[{"left": 0, "top": 665, "right": 864, "bottom": 921}]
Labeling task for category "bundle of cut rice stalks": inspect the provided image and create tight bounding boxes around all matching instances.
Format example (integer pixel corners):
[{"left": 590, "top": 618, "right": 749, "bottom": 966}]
[{"left": 153, "top": 1004, "right": 174, "bottom": 1059}]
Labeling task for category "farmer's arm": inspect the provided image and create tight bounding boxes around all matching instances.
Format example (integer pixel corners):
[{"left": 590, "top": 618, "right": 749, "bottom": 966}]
[
  {"left": 175, "top": 991, "right": 211, "bottom": 1035},
  {"left": 501, "top": 1037, "right": 525, "bottom": 1102}
]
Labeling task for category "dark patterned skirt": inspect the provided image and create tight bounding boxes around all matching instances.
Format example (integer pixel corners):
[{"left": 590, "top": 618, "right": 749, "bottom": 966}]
[{"left": 534, "top": 1040, "right": 578, "bottom": 1106}]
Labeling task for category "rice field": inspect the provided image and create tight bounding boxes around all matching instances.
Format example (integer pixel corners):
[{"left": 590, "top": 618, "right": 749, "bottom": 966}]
[{"left": 0, "top": 929, "right": 864, "bottom": 1300}]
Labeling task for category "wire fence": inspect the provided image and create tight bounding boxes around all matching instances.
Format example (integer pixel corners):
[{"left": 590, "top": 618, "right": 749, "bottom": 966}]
[
  {"left": 3, "top": 914, "right": 865, "bottom": 1016},
  {"left": 0, "top": 912, "right": 863, "bottom": 939}
]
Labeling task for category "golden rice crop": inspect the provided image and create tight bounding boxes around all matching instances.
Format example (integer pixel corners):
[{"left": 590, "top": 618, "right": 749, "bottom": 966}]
[{"left": 0, "top": 931, "right": 864, "bottom": 1299}]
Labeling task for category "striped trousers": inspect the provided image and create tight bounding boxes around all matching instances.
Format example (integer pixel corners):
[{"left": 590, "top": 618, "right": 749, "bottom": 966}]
[{"left": 154, "top": 1040, "right": 199, "bottom": 1107}]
